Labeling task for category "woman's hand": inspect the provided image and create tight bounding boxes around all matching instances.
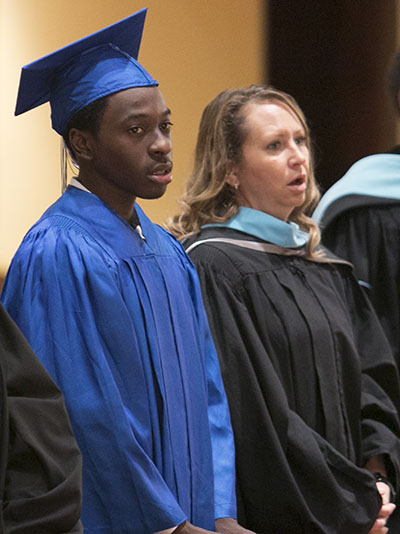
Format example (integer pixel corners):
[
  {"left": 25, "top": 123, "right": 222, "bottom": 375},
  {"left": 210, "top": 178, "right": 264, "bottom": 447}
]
[
  {"left": 369, "top": 482, "right": 396, "bottom": 534},
  {"left": 215, "top": 517, "right": 256, "bottom": 533}
]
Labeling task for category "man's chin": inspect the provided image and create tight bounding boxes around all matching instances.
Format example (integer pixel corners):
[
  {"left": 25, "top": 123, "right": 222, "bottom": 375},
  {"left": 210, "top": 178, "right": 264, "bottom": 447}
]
[{"left": 138, "top": 185, "right": 169, "bottom": 201}]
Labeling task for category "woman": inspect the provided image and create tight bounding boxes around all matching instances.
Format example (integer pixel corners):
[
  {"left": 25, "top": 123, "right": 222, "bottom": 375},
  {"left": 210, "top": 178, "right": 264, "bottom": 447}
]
[{"left": 167, "top": 86, "right": 400, "bottom": 533}]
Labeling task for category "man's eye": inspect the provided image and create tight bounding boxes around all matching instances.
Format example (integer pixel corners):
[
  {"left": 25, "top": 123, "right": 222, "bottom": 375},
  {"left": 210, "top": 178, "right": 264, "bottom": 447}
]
[
  {"left": 161, "top": 122, "right": 173, "bottom": 132},
  {"left": 129, "top": 126, "right": 144, "bottom": 134}
]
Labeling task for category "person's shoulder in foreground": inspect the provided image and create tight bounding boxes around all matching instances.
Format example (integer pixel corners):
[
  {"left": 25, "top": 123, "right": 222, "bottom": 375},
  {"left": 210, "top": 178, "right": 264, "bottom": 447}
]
[{"left": 0, "top": 302, "right": 82, "bottom": 533}]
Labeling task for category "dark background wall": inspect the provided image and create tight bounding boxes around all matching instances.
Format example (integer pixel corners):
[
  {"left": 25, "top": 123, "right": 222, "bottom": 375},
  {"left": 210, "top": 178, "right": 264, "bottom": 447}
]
[{"left": 267, "top": 0, "right": 398, "bottom": 192}]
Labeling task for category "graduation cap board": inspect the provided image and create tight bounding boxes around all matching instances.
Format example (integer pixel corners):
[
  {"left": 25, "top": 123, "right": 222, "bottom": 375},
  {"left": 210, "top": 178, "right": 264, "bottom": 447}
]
[{"left": 15, "top": 8, "right": 158, "bottom": 135}]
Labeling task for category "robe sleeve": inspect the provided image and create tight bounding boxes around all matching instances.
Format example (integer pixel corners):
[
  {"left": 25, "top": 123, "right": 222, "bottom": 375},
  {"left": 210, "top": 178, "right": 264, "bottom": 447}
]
[
  {"left": 189, "top": 248, "right": 383, "bottom": 533},
  {"left": 205, "top": 324, "right": 237, "bottom": 520},
  {"left": 0, "top": 303, "right": 83, "bottom": 533},
  {"left": 1, "top": 227, "right": 188, "bottom": 532},
  {"left": 184, "top": 259, "right": 237, "bottom": 520},
  {"left": 344, "top": 271, "right": 400, "bottom": 487},
  {"left": 322, "top": 205, "right": 400, "bottom": 366}
]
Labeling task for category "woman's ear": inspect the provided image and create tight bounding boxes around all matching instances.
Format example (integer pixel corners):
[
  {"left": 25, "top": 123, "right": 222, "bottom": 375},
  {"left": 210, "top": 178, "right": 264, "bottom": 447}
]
[
  {"left": 69, "top": 128, "right": 95, "bottom": 161},
  {"left": 224, "top": 161, "right": 239, "bottom": 188}
]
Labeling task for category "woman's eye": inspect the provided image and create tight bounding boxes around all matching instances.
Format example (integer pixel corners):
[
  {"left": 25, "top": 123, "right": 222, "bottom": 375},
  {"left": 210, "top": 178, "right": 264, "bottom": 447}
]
[
  {"left": 267, "top": 141, "right": 279, "bottom": 150},
  {"left": 295, "top": 136, "right": 306, "bottom": 145}
]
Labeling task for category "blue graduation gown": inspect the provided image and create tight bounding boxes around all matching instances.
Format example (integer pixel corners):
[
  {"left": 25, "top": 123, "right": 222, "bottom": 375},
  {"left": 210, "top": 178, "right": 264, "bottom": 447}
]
[{"left": 1, "top": 186, "right": 236, "bottom": 533}]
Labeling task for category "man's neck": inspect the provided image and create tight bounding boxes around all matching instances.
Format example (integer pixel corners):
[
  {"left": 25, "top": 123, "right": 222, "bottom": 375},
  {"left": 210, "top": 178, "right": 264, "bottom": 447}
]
[{"left": 76, "top": 174, "right": 136, "bottom": 221}]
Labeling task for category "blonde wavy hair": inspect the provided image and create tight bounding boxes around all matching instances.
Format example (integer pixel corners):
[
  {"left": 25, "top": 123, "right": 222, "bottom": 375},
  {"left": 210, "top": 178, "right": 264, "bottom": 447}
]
[{"left": 166, "top": 85, "right": 322, "bottom": 258}]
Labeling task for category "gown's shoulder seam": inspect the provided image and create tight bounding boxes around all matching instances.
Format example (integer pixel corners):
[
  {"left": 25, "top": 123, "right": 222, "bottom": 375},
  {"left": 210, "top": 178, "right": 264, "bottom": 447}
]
[
  {"left": 189, "top": 240, "right": 247, "bottom": 276},
  {"left": 32, "top": 213, "right": 120, "bottom": 266}
]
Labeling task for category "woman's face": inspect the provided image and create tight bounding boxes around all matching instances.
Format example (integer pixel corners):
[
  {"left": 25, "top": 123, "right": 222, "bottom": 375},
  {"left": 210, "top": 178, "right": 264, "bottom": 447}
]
[{"left": 228, "top": 100, "right": 310, "bottom": 221}]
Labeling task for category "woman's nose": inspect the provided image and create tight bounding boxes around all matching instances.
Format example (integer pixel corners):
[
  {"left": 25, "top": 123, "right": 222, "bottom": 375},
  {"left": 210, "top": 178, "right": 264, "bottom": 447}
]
[{"left": 288, "top": 142, "right": 306, "bottom": 166}]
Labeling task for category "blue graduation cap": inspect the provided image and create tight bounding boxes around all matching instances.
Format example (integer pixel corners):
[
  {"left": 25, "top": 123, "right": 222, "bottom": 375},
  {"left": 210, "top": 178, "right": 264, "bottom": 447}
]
[{"left": 15, "top": 8, "right": 158, "bottom": 135}]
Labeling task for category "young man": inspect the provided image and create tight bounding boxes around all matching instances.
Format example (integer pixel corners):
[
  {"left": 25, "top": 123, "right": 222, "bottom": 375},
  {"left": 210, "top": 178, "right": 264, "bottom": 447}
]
[
  {"left": 1, "top": 9, "right": 254, "bottom": 534},
  {"left": 0, "top": 303, "right": 82, "bottom": 532}
]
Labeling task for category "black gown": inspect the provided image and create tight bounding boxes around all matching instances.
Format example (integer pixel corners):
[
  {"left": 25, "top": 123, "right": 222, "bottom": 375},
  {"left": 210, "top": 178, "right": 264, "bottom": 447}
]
[
  {"left": 318, "top": 147, "right": 400, "bottom": 368},
  {"left": 322, "top": 200, "right": 400, "bottom": 368},
  {"left": 185, "top": 226, "right": 400, "bottom": 534},
  {"left": 0, "top": 303, "right": 82, "bottom": 533},
  {"left": 318, "top": 149, "right": 400, "bottom": 532}
]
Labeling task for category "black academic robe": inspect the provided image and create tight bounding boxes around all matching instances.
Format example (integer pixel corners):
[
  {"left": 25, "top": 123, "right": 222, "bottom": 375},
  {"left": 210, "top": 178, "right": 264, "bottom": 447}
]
[
  {"left": 318, "top": 148, "right": 400, "bottom": 368},
  {"left": 317, "top": 147, "right": 400, "bottom": 531},
  {"left": 322, "top": 200, "right": 400, "bottom": 369},
  {"left": 185, "top": 227, "right": 400, "bottom": 534},
  {"left": 0, "top": 303, "right": 82, "bottom": 533}
]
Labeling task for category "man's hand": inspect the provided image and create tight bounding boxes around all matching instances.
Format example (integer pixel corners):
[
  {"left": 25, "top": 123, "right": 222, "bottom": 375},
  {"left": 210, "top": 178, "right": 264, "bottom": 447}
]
[
  {"left": 369, "top": 482, "right": 396, "bottom": 534},
  {"left": 215, "top": 517, "right": 256, "bottom": 533},
  {"left": 173, "top": 521, "right": 214, "bottom": 533}
]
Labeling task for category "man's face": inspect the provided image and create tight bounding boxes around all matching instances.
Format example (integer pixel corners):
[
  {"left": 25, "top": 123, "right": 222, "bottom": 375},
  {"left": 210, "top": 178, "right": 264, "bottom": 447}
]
[{"left": 89, "top": 86, "right": 173, "bottom": 201}]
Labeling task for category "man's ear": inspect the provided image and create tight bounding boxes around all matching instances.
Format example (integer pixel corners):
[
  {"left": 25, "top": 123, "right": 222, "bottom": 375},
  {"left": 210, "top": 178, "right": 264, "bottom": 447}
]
[{"left": 69, "top": 129, "right": 95, "bottom": 161}]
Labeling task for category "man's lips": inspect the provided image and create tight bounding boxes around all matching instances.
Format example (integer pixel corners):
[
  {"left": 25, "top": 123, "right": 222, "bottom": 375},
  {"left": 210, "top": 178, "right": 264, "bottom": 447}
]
[{"left": 148, "top": 163, "right": 173, "bottom": 184}]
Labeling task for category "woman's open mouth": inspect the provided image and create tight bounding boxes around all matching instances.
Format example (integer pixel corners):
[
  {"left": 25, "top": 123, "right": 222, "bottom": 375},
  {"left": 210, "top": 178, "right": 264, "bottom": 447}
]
[{"left": 288, "top": 175, "right": 306, "bottom": 191}]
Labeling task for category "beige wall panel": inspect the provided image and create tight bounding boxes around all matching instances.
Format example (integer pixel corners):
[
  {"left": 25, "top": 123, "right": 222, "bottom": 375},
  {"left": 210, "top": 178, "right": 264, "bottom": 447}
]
[{"left": 0, "top": 0, "right": 265, "bottom": 273}]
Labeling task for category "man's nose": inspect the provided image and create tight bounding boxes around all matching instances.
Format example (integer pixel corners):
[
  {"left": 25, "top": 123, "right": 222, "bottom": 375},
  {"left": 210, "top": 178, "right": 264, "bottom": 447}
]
[{"left": 150, "top": 130, "right": 172, "bottom": 155}]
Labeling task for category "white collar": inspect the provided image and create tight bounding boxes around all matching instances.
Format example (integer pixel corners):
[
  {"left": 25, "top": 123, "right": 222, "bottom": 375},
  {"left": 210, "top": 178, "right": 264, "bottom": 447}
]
[{"left": 70, "top": 177, "right": 91, "bottom": 193}]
